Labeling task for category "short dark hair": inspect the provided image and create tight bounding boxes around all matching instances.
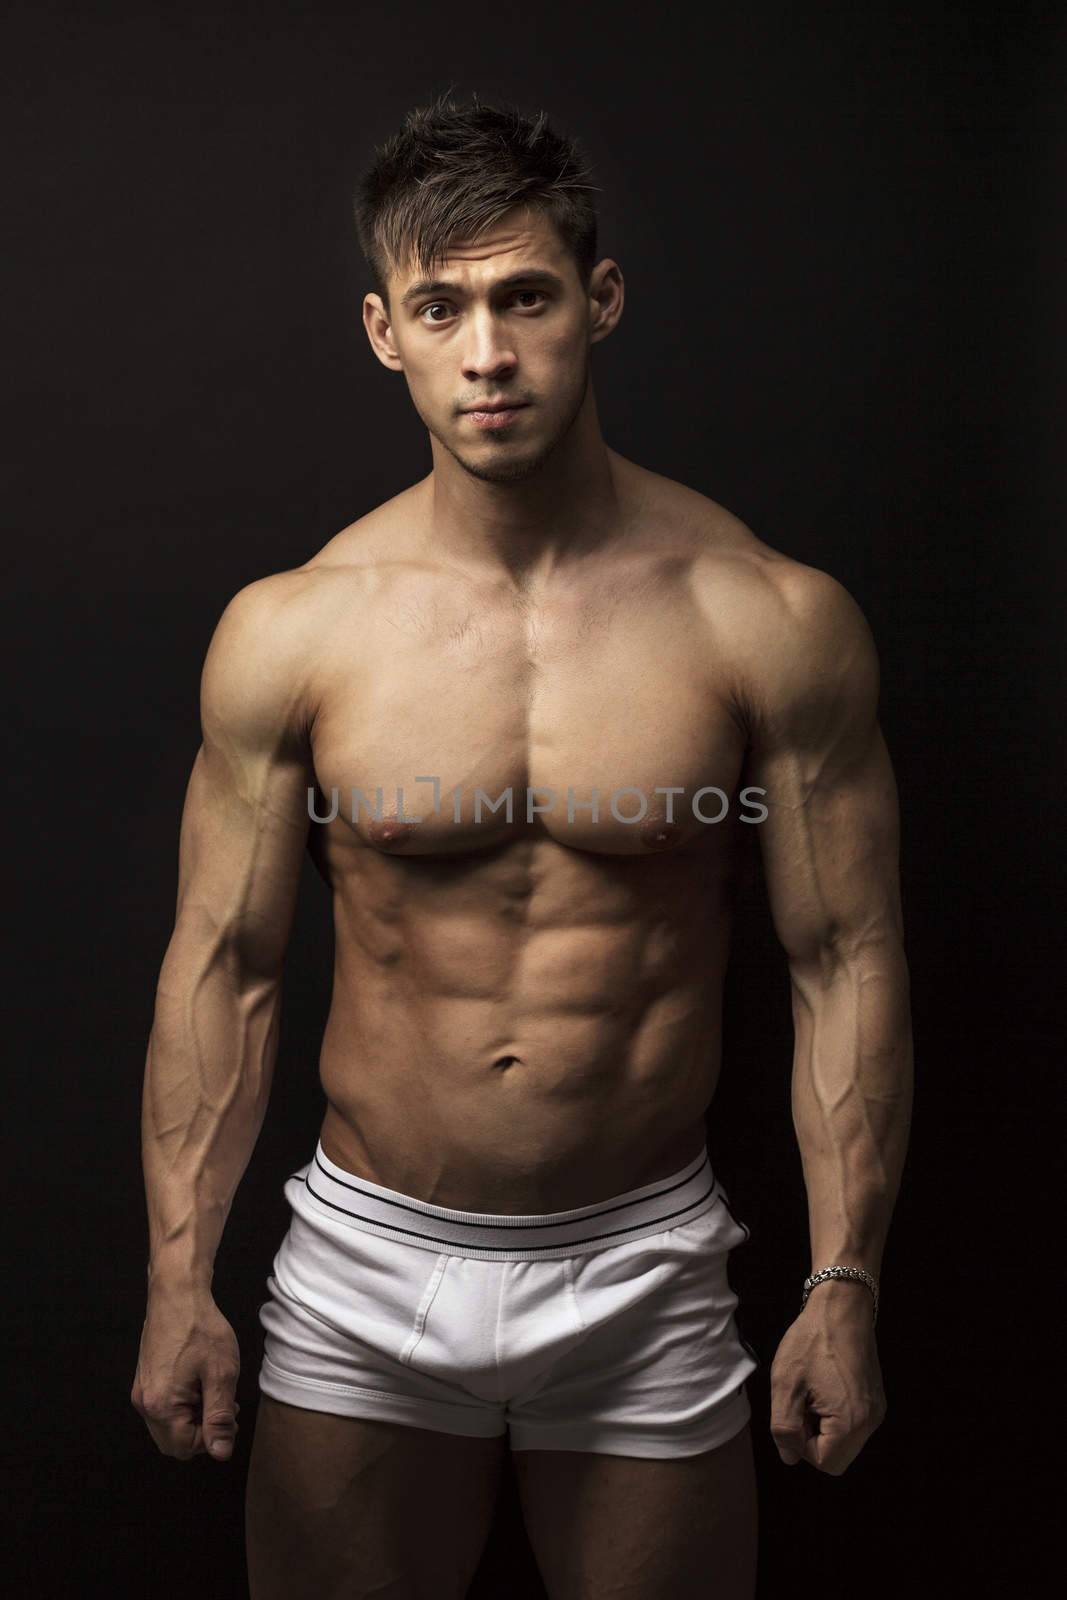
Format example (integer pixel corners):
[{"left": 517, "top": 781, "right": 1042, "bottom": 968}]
[{"left": 354, "top": 90, "right": 599, "bottom": 304}]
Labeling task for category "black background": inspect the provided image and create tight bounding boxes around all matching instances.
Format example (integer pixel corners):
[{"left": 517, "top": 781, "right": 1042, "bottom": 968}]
[{"left": 4, "top": 2, "right": 1063, "bottom": 1594}]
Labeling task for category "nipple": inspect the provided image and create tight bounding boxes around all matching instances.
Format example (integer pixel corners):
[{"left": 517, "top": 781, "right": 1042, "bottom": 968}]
[{"left": 366, "top": 816, "right": 419, "bottom": 849}]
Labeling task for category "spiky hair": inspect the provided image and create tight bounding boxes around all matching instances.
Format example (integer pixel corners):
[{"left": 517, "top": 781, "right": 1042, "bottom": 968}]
[{"left": 354, "top": 90, "right": 599, "bottom": 302}]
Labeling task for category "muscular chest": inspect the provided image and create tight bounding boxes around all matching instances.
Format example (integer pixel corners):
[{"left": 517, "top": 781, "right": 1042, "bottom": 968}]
[{"left": 309, "top": 574, "right": 747, "bottom": 857}]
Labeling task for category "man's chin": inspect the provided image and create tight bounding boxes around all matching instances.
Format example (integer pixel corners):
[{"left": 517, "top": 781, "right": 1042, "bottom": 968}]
[{"left": 451, "top": 443, "right": 550, "bottom": 485}]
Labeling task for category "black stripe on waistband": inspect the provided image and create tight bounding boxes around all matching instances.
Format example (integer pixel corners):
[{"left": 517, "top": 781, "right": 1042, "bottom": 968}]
[
  {"left": 300, "top": 1173, "right": 719, "bottom": 1252},
  {"left": 306, "top": 1148, "right": 711, "bottom": 1233}
]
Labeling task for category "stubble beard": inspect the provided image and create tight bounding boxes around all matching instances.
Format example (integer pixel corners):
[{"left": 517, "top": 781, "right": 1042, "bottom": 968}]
[{"left": 437, "top": 362, "right": 590, "bottom": 487}]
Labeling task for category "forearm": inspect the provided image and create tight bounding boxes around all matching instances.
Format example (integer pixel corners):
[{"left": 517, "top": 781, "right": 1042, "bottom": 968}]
[
  {"left": 141, "top": 923, "right": 282, "bottom": 1294},
  {"left": 788, "top": 937, "right": 913, "bottom": 1283}
]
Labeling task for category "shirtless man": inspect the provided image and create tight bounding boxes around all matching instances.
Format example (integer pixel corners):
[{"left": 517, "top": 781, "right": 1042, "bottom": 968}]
[{"left": 132, "top": 95, "right": 912, "bottom": 1599}]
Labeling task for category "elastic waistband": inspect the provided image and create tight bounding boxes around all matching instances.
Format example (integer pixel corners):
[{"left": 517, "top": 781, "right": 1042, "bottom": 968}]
[{"left": 291, "top": 1140, "right": 720, "bottom": 1260}]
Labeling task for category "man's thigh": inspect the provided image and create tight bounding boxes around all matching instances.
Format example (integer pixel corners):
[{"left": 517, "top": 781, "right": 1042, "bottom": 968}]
[
  {"left": 512, "top": 1420, "right": 758, "bottom": 1600},
  {"left": 245, "top": 1395, "right": 507, "bottom": 1600}
]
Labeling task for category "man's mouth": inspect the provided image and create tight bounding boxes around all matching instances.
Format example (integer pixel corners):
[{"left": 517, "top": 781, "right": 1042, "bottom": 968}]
[{"left": 462, "top": 402, "right": 529, "bottom": 430}]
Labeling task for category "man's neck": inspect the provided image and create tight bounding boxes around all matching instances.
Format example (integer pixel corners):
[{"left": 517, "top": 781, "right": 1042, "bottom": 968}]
[{"left": 420, "top": 411, "right": 624, "bottom": 588}]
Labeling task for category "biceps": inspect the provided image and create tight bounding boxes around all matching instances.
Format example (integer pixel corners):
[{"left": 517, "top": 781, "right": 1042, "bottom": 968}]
[
  {"left": 173, "top": 743, "right": 312, "bottom": 974},
  {"left": 756, "top": 725, "right": 903, "bottom": 970}
]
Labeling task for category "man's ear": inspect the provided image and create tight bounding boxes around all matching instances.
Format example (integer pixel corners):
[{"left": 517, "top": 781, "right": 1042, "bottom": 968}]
[
  {"left": 363, "top": 293, "right": 404, "bottom": 371},
  {"left": 588, "top": 258, "right": 624, "bottom": 346}
]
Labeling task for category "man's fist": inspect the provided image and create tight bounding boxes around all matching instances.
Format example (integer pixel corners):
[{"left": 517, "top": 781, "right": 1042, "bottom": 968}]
[
  {"left": 769, "top": 1286, "right": 886, "bottom": 1475},
  {"left": 131, "top": 1286, "right": 242, "bottom": 1462}
]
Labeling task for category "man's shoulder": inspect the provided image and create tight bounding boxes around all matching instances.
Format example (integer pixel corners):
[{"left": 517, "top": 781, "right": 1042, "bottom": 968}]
[
  {"left": 660, "top": 488, "right": 876, "bottom": 731},
  {"left": 221, "top": 485, "right": 423, "bottom": 636},
  {"left": 672, "top": 490, "right": 842, "bottom": 630},
  {"left": 696, "top": 539, "right": 865, "bottom": 646},
  {"left": 208, "top": 565, "right": 345, "bottom": 674},
  {"left": 630, "top": 461, "right": 818, "bottom": 588},
  {"left": 302, "top": 480, "right": 424, "bottom": 577},
  {"left": 200, "top": 568, "right": 329, "bottom": 747},
  {"left": 203, "top": 487, "right": 428, "bottom": 737}
]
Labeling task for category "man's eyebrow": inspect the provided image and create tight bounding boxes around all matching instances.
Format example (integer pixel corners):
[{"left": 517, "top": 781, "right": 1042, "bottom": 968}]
[{"left": 399, "top": 269, "right": 565, "bottom": 309}]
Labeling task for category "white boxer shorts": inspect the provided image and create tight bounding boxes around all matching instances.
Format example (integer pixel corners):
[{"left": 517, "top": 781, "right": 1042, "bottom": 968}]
[{"left": 257, "top": 1140, "right": 760, "bottom": 1459}]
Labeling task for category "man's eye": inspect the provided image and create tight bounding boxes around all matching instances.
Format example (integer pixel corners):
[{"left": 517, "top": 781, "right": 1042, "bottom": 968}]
[{"left": 420, "top": 291, "right": 546, "bottom": 323}]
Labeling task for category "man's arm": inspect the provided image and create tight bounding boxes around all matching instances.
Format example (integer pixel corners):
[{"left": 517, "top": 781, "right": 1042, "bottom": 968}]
[
  {"left": 142, "top": 574, "right": 316, "bottom": 1294},
  {"left": 742, "top": 563, "right": 913, "bottom": 1470},
  {"left": 747, "top": 565, "right": 913, "bottom": 1284}
]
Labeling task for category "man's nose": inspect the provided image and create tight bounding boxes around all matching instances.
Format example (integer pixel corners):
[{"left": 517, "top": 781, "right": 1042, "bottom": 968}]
[{"left": 460, "top": 310, "right": 517, "bottom": 382}]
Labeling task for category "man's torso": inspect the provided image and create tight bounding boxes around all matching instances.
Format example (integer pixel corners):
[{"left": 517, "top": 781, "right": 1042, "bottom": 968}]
[{"left": 277, "top": 452, "right": 791, "bottom": 1211}]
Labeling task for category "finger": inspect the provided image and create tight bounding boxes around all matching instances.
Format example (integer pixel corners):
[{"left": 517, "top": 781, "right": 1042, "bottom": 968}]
[
  {"left": 201, "top": 1376, "right": 239, "bottom": 1460},
  {"left": 770, "top": 1424, "right": 805, "bottom": 1464},
  {"left": 770, "top": 1405, "right": 809, "bottom": 1465},
  {"left": 773, "top": 1391, "right": 824, "bottom": 1466},
  {"left": 809, "top": 1428, "right": 863, "bottom": 1476},
  {"left": 146, "top": 1412, "right": 201, "bottom": 1460}
]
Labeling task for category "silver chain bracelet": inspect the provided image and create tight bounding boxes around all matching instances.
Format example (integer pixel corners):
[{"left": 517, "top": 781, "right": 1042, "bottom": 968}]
[{"left": 800, "top": 1265, "right": 879, "bottom": 1326}]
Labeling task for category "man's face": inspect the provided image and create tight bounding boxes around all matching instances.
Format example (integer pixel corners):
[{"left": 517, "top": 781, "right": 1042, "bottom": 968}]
[{"left": 364, "top": 207, "right": 617, "bottom": 485}]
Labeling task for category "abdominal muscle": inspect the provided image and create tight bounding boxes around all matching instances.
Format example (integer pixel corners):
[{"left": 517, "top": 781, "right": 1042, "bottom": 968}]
[{"left": 314, "top": 837, "right": 734, "bottom": 1214}]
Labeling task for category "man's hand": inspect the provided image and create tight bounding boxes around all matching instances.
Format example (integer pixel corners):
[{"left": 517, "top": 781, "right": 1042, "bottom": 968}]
[
  {"left": 131, "top": 1283, "right": 241, "bottom": 1462},
  {"left": 769, "top": 1283, "right": 886, "bottom": 1475}
]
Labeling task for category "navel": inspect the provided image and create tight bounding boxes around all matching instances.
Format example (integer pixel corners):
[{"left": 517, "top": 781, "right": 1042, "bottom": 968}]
[{"left": 639, "top": 819, "right": 681, "bottom": 850}]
